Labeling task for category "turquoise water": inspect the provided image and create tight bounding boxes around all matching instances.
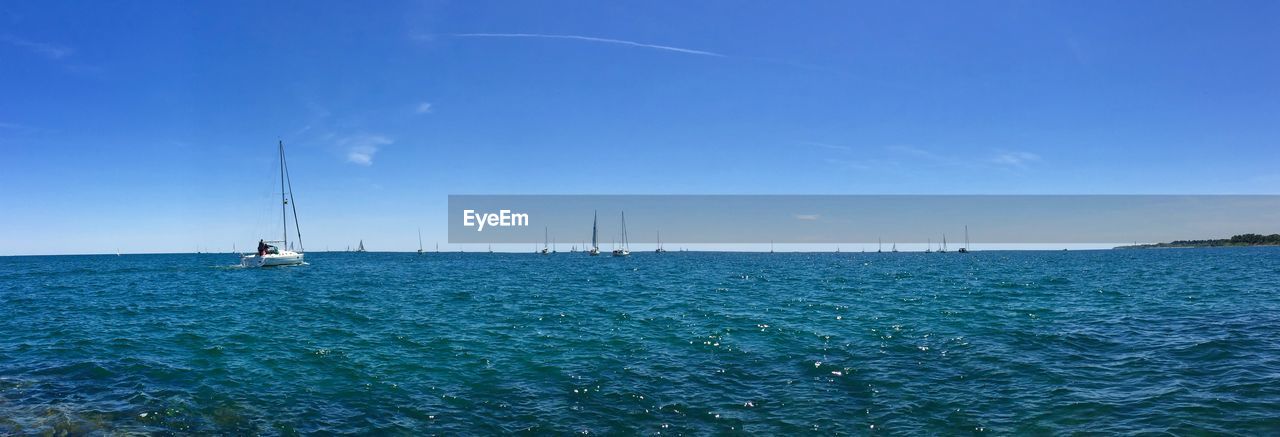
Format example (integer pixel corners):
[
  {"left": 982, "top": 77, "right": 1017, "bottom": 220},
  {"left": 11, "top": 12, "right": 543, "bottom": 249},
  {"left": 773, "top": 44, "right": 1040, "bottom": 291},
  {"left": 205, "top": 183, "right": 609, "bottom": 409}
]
[{"left": 2, "top": 249, "right": 1279, "bottom": 434}]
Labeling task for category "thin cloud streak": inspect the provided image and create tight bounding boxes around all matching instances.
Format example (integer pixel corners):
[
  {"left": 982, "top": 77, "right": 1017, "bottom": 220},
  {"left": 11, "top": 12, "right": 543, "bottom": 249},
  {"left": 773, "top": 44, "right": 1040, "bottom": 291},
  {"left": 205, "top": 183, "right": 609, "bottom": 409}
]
[
  {"left": 820, "top": 145, "right": 1044, "bottom": 172},
  {"left": 2, "top": 35, "right": 73, "bottom": 60},
  {"left": 799, "top": 141, "right": 852, "bottom": 152},
  {"left": 451, "top": 33, "right": 725, "bottom": 57},
  {"left": 990, "top": 151, "right": 1041, "bottom": 168}
]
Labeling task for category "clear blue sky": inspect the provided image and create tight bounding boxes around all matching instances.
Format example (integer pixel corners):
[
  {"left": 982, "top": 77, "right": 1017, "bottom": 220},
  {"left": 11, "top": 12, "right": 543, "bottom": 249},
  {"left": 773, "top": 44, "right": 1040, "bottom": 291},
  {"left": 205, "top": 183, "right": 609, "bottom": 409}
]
[{"left": 2, "top": 1, "right": 1278, "bottom": 255}]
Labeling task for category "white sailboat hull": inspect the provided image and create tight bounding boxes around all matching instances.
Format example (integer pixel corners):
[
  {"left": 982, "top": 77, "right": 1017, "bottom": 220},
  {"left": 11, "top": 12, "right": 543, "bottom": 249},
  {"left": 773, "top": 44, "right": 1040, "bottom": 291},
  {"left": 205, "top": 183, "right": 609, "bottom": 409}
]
[{"left": 241, "top": 251, "right": 304, "bottom": 267}]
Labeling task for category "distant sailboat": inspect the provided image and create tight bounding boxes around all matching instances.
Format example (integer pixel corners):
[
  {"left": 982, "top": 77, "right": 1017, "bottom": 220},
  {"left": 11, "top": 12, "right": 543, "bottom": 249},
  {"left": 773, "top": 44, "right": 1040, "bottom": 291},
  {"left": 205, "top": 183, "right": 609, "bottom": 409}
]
[
  {"left": 541, "top": 227, "right": 550, "bottom": 255},
  {"left": 770, "top": 240, "right": 774, "bottom": 254},
  {"left": 241, "top": 140, "right": 306, "bottom": 267},
  {"left": 878, "top": 238, "right": 883, "bottom": 253},
  {"left": 891, "top": 243, "right": 898, "bottom": 253},
  {"left": 958, "top": 226, "right": 971, "bottom": 253},
  {"left": 926, "top": 238, "right": 933, "bottom": 253},
  {"left": 356, "top": 240, "right": 366, "bottom": 253},
  {"left": 612, "top": 212, "right": 630, "bottom": 257},
  {"left": 939, "top": 235, "right": 948, "bottom": 253},
  {"left": 655, "top": 230, "right": 666, "bottom": 253},
  {"left": 589, "top": 211, "right": 601, "bottom": 256},
  {"left": 488, "top": 244, "right": 493, "bottom": 253},
  {"left": 417, "top": 228, "right": 424, "bottom": 255}
]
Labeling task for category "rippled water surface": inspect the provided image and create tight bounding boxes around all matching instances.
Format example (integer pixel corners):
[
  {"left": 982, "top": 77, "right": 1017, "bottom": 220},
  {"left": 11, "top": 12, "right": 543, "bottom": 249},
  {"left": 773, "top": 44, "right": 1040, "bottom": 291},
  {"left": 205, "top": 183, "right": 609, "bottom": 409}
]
[{"left": 2, "top": 249, "right": 1279, "bottom": 434}]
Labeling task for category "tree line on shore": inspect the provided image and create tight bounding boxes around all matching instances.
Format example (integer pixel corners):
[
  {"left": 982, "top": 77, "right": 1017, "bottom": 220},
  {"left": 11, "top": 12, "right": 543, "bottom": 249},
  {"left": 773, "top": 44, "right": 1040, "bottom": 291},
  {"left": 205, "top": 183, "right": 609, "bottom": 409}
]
[{"left": 1119, "top": 233, "right": 1280, "bottom": 248}]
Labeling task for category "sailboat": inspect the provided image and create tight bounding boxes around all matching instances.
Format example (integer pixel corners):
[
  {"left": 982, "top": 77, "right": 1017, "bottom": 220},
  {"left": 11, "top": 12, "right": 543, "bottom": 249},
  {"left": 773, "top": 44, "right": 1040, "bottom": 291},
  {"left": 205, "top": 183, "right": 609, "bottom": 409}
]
[
  {"left": 417, "top": 228, "right": 424, "bottom": 255},
  {"left": 589, "top": 211, "right": 601, "bottom": 256},
  {"left": 612, "top": 212, "right": 630, "bottom": 256},
  {"left": 541, "top": 227, "right": 550, "bottom": 255},
  {"left": 356, "top": 240, "right": 367, "bottom": 253},
  {"left": 878, "top": 238, "right": 883, "bottom": 253},
  {"left": 939, "top": 235, "right": 948, "bottom": 253},
  {"left": 241, "top": 140, "right": 306, "bottom": 267},
  {"left": 770, "top": 240, "right": 774, "bottom": 254},
  {"left": 958, "top": 226, "right": 970, "bottom": 253},
  {"left": 926, "top": 238, "right": 933, "bottom": 253},
  {"left": 891, "top": 243, "right": 898, "bottom": 253},
  {"left": 655, "top": 230, "right": 666, "bottom": 253},
  {"left": 488, "top": 244, "right": 493, "bottom": 253}
]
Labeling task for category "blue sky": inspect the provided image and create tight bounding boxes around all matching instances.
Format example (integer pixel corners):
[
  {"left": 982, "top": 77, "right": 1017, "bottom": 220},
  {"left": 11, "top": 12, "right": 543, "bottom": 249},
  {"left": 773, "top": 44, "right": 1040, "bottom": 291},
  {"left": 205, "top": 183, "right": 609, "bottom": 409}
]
[{"left": 2, "top": 1, "right": 1278, "bottom": 254}]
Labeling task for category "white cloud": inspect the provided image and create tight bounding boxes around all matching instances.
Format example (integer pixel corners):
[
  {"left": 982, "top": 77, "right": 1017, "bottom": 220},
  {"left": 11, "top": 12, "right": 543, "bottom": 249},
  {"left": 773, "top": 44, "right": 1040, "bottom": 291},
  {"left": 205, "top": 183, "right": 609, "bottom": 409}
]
[
  {"left": 794, "top": 214, "right": 821, "bottom": 221},
  {"left": 991, "top": 151, "right": 1041, "bottom": 168},
  {"left": 450, "top": 33, "right": 724, "bottom": 57},
  {"left": 2, "top": 35, "right": 73, "bottom": 60},
  {"left": 887, "top": 145, "right": 947, "bottom": 161},
  {"left": 415, "top": 102, "right": 433, "bottom": 114},
  {"left": 800, "top": 141, "right": 851, "bottom": 152},
  {"left": 339, "top": 134, "right": 393, "bottom": 166}
]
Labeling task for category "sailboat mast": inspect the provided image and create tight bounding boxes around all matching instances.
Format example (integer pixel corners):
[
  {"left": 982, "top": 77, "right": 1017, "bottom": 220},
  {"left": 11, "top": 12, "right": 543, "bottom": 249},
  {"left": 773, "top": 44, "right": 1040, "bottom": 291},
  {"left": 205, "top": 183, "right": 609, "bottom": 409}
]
[
  {"left": 279, "top": 141, "right": 288, "bottom": 247},
  {"left": 281, "top": 140, "right": 303, "bottom": 251},
  {"left": 418, "top": 227, "right": 423, "bottom": 252},
  {"left": 592, "top": 211, "right": 598, "bottom": 250}
]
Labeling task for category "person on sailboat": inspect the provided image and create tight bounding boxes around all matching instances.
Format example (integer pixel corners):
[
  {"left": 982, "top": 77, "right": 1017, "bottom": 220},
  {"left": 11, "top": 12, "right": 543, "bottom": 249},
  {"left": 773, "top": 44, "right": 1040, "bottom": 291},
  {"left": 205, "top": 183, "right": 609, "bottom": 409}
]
[{"left": 257, "top": 239, "right": 267, "bottom": 256}]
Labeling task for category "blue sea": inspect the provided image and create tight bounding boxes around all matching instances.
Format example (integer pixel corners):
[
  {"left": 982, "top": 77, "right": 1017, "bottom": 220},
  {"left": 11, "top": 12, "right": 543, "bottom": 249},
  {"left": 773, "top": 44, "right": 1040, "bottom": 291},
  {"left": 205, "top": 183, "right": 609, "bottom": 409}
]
[{"left": 2, "top": 249, "right": 1279, "bottom": 434}]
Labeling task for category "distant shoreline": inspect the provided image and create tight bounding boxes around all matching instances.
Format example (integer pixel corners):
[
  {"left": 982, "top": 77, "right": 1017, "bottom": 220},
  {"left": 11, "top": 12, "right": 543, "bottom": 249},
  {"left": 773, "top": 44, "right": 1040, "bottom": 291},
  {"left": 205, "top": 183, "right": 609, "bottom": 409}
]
[{"left": 1114, "top": 233, "right": 1280, "bottom": 249}]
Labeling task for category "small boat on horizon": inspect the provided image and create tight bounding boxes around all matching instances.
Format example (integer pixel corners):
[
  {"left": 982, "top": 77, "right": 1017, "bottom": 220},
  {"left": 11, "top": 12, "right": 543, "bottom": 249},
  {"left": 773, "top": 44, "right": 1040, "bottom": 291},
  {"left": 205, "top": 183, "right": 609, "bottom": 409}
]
[
  {"left": 612, "top": 211, "right": 630, "bottom": 257},
  {"left": 958, "top": 226, "right": 971, "bottom": 253},
  {"left": 589, "top": 211, "right": 601, "bottom": 256},
  {"left": 655, "top": 230, "right": 666, "bottom": 253},
  {"left": 417, "top": 228, "right": 424, "bottom": 255}
]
